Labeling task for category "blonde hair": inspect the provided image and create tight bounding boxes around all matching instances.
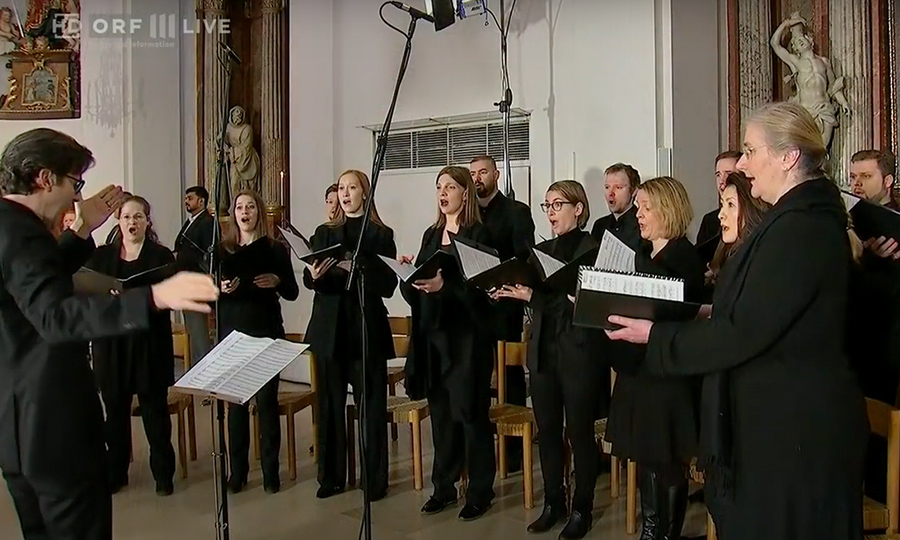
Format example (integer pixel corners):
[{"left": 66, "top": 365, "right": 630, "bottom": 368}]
[
  {"left": 432, "top": 166, "right": 481, "bottom": 229},
  {"left": 546, "top": 180, "right": 590, "bottom": 229},
  {"left": 222, "top": 189, "right": 271, "bottom": 252},
  {"left": 747, "top": 102, "right": 827, "bottom": 178},
  {"left": 328, "top": 169, "right": 386, "bottom": 228},
  {"left": 638, "top": 176, "right": 693, "bottom": 239}
]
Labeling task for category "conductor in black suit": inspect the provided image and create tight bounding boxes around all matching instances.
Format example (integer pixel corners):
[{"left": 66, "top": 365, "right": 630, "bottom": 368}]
[
  {"left": 0, "top": 128, "right": 218, "bottom": 540},
  {"left": 174, "top": 186, "right": 214, "bottom": 364},
  {"left": 589, "top": 163, "right": 642, "bottom": 252},
  {"left": 469, "top": 155, "right": 535, "bottom": 470}
]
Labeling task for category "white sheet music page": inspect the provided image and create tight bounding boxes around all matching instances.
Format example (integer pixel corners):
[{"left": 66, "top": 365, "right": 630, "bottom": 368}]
[
  {"left": 214, "top": 339, "right": 308, "bottom": 404},
  {"left": 579, "top": 269, "right": 684, "bottom": 302},
  {"left": 278, "top": 226, "right": 312, "bottom": 262},
  {"left": 378, "top": 254, "right": 415, "bottom": 282},
  {"left": 841, "top": 192, "right": 860, "bottom": 211},
  {"left": 594, "top": 230, "right": 636, "bottom": 273},
  {"left": 532, "top": 248, "right": 565, "bottom": 277},
  {"left": 454, "top": 240, "right": 500, "bottom": 279}
]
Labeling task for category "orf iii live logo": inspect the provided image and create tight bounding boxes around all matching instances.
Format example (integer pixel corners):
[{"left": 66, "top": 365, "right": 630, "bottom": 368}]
[{"left": 53, "top": 14, "right": 230, "bottom": 44}]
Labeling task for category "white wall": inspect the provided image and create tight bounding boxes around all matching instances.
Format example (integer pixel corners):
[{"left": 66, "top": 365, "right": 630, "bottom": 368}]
[
  {"left": 0, "top": 0, "right": 195, "bottom": 248},
  {"left": 284, "top": 0, "right": 726, "bottom": 332}
]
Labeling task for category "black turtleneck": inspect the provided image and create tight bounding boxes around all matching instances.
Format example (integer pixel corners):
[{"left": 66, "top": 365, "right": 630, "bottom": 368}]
[{"left": 536, "top": 227, "right": 591, "bottom": 347}]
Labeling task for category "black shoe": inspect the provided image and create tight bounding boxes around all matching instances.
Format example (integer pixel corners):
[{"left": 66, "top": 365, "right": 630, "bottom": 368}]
[
  {"left": 458, "top": 502, "right": 492, "bottom": 521},
  {"left": 421, "top": 496, "right": 456, "bottom": 515},
  {"left": 264, "top": 479, "right": 280, "bottom": 494},
  {"left": 367, "top": 488, "right": 387, "bottom": 502},
  {"left": 661, "top": 481, "right": 688, "bottom": 540},
  {"left": 155, "top": 480, "right": 174, "bottom": 496},
  {"left": 316, "top": 484, "right": 344, "bottom": 499},
  {"left": 527, "top": 502, "right": 568, "bottom": 533},
  {"left": 558, "top": 510, "right": 592, "bottom": 540},
  {"left": 227, "top": 476, "right": 247, "bottom": 494},
  {"left": 638, "top": 468, "right": 660, "bottom": 540}
]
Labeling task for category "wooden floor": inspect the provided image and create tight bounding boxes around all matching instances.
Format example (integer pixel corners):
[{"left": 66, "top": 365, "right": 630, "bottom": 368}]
[{"left": 0, "top": 398, "right": 711, "bottom": 540}]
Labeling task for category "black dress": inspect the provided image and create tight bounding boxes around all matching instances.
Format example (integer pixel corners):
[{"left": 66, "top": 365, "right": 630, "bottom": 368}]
[
  {"left": 86, "top": 240, "right": 177, "bottom": 490},
  {"left": 401, "top": 223, "right": 497, "bottom": 507},
  {"left": 526, "top": 229, "right": 606, "bottom": 513},
  {"left": 302, "top": 216, "right": 397, "bottom": 496},
  {"left": 644, "top": 178, "right": 868, "bottom": 540},
  {"left": 605, "top": 236, "right": 704, "bottom": 482},
  {"left": 218, "top": 237, "right": 299, "bottom": 490}
]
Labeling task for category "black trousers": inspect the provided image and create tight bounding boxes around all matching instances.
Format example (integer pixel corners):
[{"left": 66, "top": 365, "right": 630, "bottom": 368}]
[
  {"left": 314, "top": 354, "right": 388, "bottom": 494},
  {"left": 531, "top": 347, "right": 599, "bottom": 513},
  {"left": 428, "top": 380, "right": 496, "bottom": 506},
  {"left": 228, "top": 377, "right": 280, "bottom": 483},
  {"left": 3, "top": 470, "right": 111, "bottom": 540},
  {"left": 103, "top": 389, "right": 175, "bottom": 485}
]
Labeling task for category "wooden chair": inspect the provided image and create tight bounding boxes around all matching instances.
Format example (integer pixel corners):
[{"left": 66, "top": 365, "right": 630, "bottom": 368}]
[
  {"left": 489, "top": 340, "right": 536, "bottom": 509},
  {"left": 250, "top": 333, "right": 318, "bottom": 481},
  {"left": 864, "top": 397, "right": 900, "bottom": 534},
  {"left": 130, "top": 390, "right": 192, "bottom": 479},
  {"left": 172, "top": 331, "right": 197, "bottom": 460},
  {"left": 386, "top": 316, "right": 411, "bottom": 441},
  {"left": 347, "top": 335, "right": 431, "bottom": 490}
]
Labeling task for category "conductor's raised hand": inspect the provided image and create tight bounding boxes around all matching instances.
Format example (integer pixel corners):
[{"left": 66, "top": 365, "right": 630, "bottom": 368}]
[
  {"left": 413, "top": 269, "right": 443, "bottom": 294},
  {"left": 73, "top": 185, "right": 126, "bottom": 237},
  {"left": 309, "top": 258, "right": 336, "bottom": 280},
  {"left": 151, "top": 272, "right": 219, "bottom": 312},
  {"left": 605, "top": 315, "right": 653, "bottom": 344}
]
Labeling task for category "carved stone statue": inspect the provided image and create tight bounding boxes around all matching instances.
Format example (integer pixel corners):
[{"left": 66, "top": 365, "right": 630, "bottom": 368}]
[
  {"left": 771, "top": 12, "right": 851, "bottom": 148},
  {"left": 224, "top": 105, "right": 261, "bottom": 199}
]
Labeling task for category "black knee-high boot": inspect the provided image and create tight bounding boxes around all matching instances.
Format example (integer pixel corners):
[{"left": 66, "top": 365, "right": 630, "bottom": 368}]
[
  {"left": 661, "top": 479, "right": 688, "bottom": 540},
  {"left": 638, "top": 467, "right": 661, "bottom": 540}
]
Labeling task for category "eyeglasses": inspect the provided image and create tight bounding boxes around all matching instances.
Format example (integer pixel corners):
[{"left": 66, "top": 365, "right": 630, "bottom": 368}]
[
  {"left": 539, "top": 201, "right": 574, "bottom": 213},
  {"left": 63, "top": 174, "right": 85, "bottom": 194}
]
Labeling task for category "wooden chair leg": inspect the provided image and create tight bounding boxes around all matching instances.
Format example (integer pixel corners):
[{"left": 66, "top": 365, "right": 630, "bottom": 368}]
[
  {"left": 287, "top": 410, "right": 297, "bottom": 481},
  {"left": 610, "top": 455, "right": 620, "bottom": 498},
  {"left": 347, "top": 406, "right": 357, "bottom": 487},
  {"left": 252, "top": 409, "right": 260, "bottom": 460},
  {"left": 176, "top": 407, "right": 188, "bottom": 479},
  {"left": 498, "top": 434, "right": 508, "bottom": 479},
  {"left": 707, "top": 511, "right": 718, "bottom": 540},
  {"left": 563, "top": 439, "right": 572, "bottom": 506},
  {"left": 187, "top": 398, "right": 197, "bottom": 461},
  {"left": 523, "top": 426, "right": 534, "bottom": 509},
  {"left": 626, "top": 460, "right": 638, "bottom": 535},
  {"left": 388, "top": 384, "right": 398, "bottom": 442},
  {"left": 310, "top": 407, "right": 318, "bottom": 463},
  {"left": 411, "top": 411, "right": 423, "bottom": 491}
]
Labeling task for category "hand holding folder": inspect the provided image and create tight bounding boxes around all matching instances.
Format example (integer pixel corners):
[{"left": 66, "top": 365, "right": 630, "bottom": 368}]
[
  {"left": 452, "top": 235, "right": 542, "bottom": 291},
  {"left": 278, "top": 226, "right": 346, "bottom": 266},
  {"left": 73, "top": 264, "right": 178, "bottom": 294},
  {"left": 378, "top": 250, "right": 455, "bottom": 284}
]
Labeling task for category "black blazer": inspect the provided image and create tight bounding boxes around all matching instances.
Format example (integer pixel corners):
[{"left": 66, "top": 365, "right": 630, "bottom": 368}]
[
  {"left": 302, "top": 220, "right": 397, "bottom": 361},
  {"left": 480, "top": 193, "right": 535, "bottom": 341},
  {"left": 86, "top": 240, "right": 176, "bottom": 399},
  {"left": 526, "top": 230, "right": 607, "bottom": 373},
  {"left": 590, "top": 205, "right": 643, "bottom": 252},
  {"left": 174, "top": 211, "right": 214, "bottom": 272},
  {"left": 0, "top": 199, "right": 152, "bottom": 491},
  {"left": 401, "top": 223, "right": 496, "bottom": 420},
  {"left": 645, "top": 179, "right": 868, "bottom": 540}
]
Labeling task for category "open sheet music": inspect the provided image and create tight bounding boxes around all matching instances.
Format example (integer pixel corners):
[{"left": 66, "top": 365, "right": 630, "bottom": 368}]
[
  {"left": 841, "top": 191, "right": 900, "bottom": 242},
  {"left": 277, "top": 226, "right": 345, "bottom": 266},
  {"left": 573, "top": 268, "right": 699, "bottom": 330},
  {"left": 174, "top": 331, "right": 309, "bottom": 404},
  {"left": 594, "top": 230, "right": 636, "bottom": 273},
  {"left": 529, "top": 240, "right": 600, "bottom": 291},
  {"left": 453, "top": 236, "right": 501, "bottom": 279},
  {"left": 73, "top": 264, "right": 177, "bottom": 294},
  {"left": 452, "top": 236, "right": 541, "bottom": 290}
]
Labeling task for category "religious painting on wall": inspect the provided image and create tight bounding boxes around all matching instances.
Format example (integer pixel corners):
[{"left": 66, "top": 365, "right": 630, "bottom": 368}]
[{"left": 0, "top": 0, "right": 80, "bottom": 119}]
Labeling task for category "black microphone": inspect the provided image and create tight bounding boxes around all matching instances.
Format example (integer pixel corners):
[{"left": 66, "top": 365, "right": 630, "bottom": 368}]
[
  {"left": 389, "top": 1, "right": 435, "bottom": 23},
  {"left": 218, "top": 41, "right": 242, "bottom": 65}
]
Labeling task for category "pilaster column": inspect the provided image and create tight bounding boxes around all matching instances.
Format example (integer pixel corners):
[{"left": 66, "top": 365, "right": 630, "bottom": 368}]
[
  {"left": 261, "top": 0, "right": 285, "bottom": 218},
  {"left": 199, "top": 0, "right": 229, "bottom": 214},
  {"left": 738, "top": 0, "right": 772, "bottom": 129}
]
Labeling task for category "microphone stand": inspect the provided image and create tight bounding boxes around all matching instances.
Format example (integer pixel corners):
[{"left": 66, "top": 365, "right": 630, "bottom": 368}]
[
  {"left": 206, "top": 45, "right": 237, "bottom": 540},
  {"left": 496, "top": 0, "right": 514, "bottom": 199},
  {"left": 346, "top": 9, "right": 422, "bottom": 540}
]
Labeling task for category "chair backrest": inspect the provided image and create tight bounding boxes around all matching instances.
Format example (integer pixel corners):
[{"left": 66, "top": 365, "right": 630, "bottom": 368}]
[
  {"left": 496, "top": 341, "right": 527, "bottom": 404},
  {"left": 867, "top": 397, "right": 900, "bottom": 533},
  {"left": 389, "top": 316, "right": 412, "bottom": 336},
  {"left": 284, "top": 333, "right": 316, "bottom": 390},
  {"left": 173, "top": 332, "right": 191, "bottom": 372},
  {"left": 393, "top": 335, "right": 410, "bottom": 358}
]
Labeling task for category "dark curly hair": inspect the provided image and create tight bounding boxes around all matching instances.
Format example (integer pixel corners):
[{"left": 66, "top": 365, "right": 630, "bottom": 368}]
[{"left": 0, "top": 128, "right": 95, "bottom": 196}]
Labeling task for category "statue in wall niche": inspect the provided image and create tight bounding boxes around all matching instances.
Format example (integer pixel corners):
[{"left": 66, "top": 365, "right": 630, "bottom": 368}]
[
  {"left": 771, "top": 11, "right": 851, "bottom": 148},
  {"left": 224, "top": 105, "right": 261, "bottom": 199}
]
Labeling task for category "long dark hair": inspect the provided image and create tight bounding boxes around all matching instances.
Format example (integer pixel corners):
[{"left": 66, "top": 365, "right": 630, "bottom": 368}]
[
  {"left": 119, "top": 195, "right": 160, "bottom": 245},
  {"left": 221, "top": 189, "right": 271, "bottom": 253},
  {"left": 708, "top": 172, "right": 770, "bottom": 280},
  {"left": 432, "top": 166, "right": 481, "bottom": 230}
]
